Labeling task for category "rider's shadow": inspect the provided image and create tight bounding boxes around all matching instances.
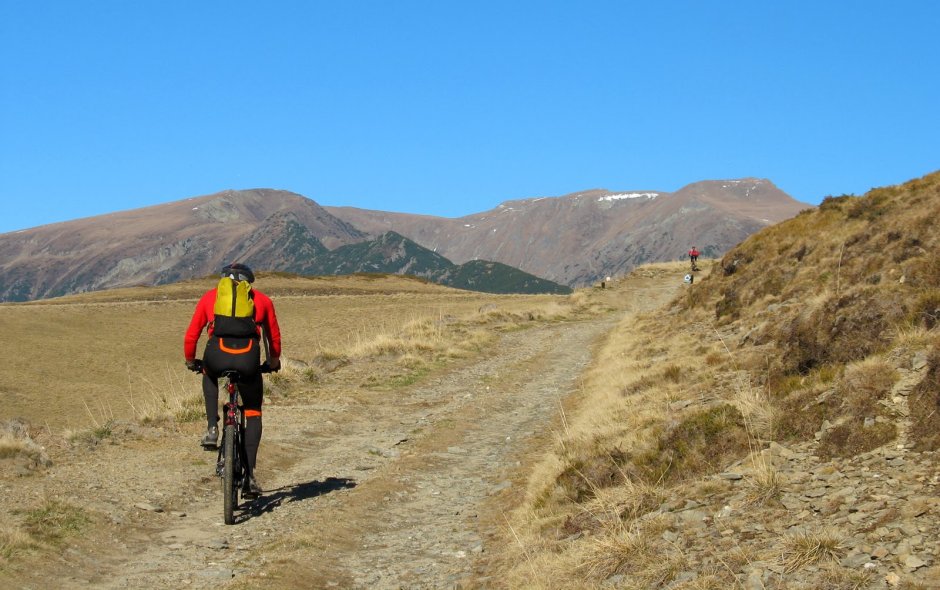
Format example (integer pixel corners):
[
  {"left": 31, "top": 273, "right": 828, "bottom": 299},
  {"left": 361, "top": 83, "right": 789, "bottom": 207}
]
[{"left": 245, "top": 477, "right": 357, "bottom": 517}]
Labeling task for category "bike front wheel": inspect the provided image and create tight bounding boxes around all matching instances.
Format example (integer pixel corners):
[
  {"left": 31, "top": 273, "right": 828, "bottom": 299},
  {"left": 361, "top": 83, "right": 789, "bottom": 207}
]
[{"left": 222, "top": 424, "right": 238, "bottom": 524}]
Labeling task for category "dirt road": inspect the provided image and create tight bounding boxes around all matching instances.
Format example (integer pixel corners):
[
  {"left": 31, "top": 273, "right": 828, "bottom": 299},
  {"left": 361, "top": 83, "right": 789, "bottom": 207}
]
[{"left": 1, "top": 278, "right": 679, "bottom": 589}]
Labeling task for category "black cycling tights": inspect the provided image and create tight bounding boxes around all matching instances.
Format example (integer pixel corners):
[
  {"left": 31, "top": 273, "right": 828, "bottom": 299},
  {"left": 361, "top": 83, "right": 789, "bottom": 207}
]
[{"left": 203, "top": 372, "right": 264, "bottom": 471}]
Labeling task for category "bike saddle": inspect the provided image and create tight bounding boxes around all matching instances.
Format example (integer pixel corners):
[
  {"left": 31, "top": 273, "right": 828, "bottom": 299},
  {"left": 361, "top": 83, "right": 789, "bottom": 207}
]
[{"left": 220, "top": 370, "right": 243, "bottom": 381}]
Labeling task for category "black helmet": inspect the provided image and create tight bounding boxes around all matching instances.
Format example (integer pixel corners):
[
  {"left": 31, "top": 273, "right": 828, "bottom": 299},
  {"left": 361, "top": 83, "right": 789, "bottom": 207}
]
[{"left": 221, "top": 262, "right": 255, "bottom": 283}]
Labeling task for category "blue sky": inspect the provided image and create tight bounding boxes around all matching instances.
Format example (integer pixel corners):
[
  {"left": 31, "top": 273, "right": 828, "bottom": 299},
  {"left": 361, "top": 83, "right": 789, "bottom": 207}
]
[{"left": 1, "top": 1, "right": 938, "bottom": 233}]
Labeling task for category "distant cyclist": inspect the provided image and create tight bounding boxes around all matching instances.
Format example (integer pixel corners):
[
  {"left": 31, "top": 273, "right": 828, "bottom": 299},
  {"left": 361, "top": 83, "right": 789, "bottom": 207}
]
[
  {"left": 688, "top": 246, "right": 700, "bottom": 271},
  {"left": 184, "top": 263, "right": 281, "bottom": 496}
]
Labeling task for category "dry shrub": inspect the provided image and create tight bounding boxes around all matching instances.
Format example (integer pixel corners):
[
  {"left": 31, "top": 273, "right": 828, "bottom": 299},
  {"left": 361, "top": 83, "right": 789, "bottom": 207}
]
[
  {"left": 555, "top": 445, "right": 629, "bottom": 503},
  {"left": 836, "top": 357, "right": 897, "bottom": 418},
  {"left": 0, "top": 524, "right": 39, "bottom": 559},
  {"left": 816, "top": 565, "right": 877, "bottom": 590},
  {"left": 766, "top": 365, "right": 839, "bottom": 426},
  {"left": 661, "top": 364, "right": 683, "bottom": 383},
  {"left": 0, "top": 436, "right": 31, "bottom": 459},
  {"left": 347, "top": 316, "right": 495, "bottom": 363},
  {"left": 621, "top": 374, "right": 658, "bottom": 396},
  {"left": 728, "top": 375, "right": 775, "bottom": 439},
  {"left": 351, "top": 333, "right": 411, "bottom": 357},
  {"left": 811, "top": 352, "right": 904, "bottom": 458},
  {"left": 775, "top": 287, "right": 907, "bottom": 375},
  {"left": 771, "top": 384, "right": 836, "bottom": 442},
  {"left": 562, "top": 478, "right": 667, "bottom": 538},
  {"left": 567, "top": 290, "right": 590, "bottom": 308},
  {"left": 312, "top": 350, "right": 351, "bottom": 372},
  {"left": 0, "top": 420, "right": 51, "bottom": 472},
  {"left": 578, "top": 518, "right": 684, "bottom": 586},
  {"left": 910, "top": 289, "right": 940, "bottom": 329},
  {"left": 778, "top": 527, "right": 845, "bottom": 573},
  {"left": 632, "top": 404, "right": 749, "bottom": 484},
  {"left": 745, "top": 457, "right": 782, "bottom": 506},
  {"left": 818, "top": 421, "right": 898, "bottom": 459},
  {"left": 704, "top": 351, "right": 724, "bottom": 366},
  {"left": 908, "top": 345, "right": 940, "bottom": 451},
  {"left": 263, "top": 358, "right": 323, "bottom": 397}
]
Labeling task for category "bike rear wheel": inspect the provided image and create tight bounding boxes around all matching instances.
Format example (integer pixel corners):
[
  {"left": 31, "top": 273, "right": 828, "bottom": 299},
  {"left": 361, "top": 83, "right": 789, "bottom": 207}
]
[{"left": 223, "top": 424, "right": 238, "bottom": 524}]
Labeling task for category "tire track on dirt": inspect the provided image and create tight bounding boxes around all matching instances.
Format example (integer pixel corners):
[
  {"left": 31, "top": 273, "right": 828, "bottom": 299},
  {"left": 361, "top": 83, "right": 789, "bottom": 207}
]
[{"left": 232, "top": 316, "right": 619, "bottom": 589}]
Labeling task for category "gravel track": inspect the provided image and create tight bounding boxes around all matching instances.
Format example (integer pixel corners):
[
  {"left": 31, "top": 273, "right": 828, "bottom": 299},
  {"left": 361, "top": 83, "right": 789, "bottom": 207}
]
[{"left": 1, "top": 315, "right": 621, "bottom": 589}]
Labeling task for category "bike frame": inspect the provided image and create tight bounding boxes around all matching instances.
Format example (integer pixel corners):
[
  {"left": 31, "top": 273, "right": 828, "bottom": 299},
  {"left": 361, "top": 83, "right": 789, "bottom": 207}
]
[
  {"left": 193, "top": 362, "right": 271, "bottom": 525},
  {"left": 217, "top": 372, "right": 252, "bottom": 524}
]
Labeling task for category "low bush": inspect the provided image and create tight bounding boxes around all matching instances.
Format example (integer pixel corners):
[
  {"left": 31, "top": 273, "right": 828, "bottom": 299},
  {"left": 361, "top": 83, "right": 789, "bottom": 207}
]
[
  {"left": 632, "top": 404, "right": 749, "bottom": 483},
  {"left": 555, "top": 446, "right": 629, "bottom": 503},
  {"left": 818, "top": 421, "right": 897, "bottom": 459},
  {"left": 908, "top": 345, "right": 940, "bottom": 452},
  {"left": 837, "top": 357, "right": 897, "bottom": 419}
]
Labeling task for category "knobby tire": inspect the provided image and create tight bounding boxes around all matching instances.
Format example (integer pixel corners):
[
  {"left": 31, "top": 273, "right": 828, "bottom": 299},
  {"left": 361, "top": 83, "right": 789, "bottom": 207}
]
[{"left": 223, "top": 424, "right": 237, "bottom": 525}]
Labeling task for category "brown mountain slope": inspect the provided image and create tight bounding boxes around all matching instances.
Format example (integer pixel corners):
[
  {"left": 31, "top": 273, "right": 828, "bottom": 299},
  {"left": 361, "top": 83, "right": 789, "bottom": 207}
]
[
  {"left": 325, "top": 178, "right": 809, "bottom": 286},
  {"left": 495, "top": 170, "right": 940, "bottom": 588},
  {"left": 0, "top": 189, "right": 365, "bottom": 301}
]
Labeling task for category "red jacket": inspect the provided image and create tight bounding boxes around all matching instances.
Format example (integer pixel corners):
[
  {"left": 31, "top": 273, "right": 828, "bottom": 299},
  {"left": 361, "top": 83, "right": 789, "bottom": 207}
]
[{"left": 184, "top": 287, "right": 282, "bottom": 362}]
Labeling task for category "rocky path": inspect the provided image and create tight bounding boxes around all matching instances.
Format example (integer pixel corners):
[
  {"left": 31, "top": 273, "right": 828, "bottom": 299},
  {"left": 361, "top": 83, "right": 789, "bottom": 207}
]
[{"left": 1, "top": 314, "right": 623, "bottom": 589}]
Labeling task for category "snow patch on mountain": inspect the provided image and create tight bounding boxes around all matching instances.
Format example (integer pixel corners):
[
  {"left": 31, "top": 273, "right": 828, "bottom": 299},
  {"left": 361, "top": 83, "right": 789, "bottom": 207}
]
[{"left": 598, "top": 193, "right": 660, "bottom": 202}]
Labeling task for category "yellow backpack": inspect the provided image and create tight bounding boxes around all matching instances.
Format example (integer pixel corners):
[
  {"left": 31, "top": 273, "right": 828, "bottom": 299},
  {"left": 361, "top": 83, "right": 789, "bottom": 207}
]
[{"left": 213, "top": 277, "right": 257, "bottom": 338}]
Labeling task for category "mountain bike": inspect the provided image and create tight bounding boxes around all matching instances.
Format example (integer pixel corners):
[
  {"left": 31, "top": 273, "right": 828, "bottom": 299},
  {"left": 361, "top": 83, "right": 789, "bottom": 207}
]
[{"left": 197, "top": 362, "right": 272, "bottom": 525}]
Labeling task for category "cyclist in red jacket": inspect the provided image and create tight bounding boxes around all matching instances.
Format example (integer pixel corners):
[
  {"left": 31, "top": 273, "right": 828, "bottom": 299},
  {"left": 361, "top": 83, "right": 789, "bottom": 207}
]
[
  {"left": 688, "top": 246, "right": 700, "bottom": 270},
  {"left": 184, "top": 263, "right": 281, "bottom": 496}
]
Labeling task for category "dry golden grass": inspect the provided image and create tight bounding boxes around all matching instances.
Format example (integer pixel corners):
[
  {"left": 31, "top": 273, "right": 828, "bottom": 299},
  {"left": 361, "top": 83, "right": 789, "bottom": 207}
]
[
  {"left": 0, "top": 524, "right": 39, "bottom": 560},
  {"left": 577, "top": 518, "right": 673, "bottom": 581},
  {"left": 837, "top": 356, "right": 897, "bottom": 417},
  {"left": 0, "top": 274, "right": 578, "bottom": 430},
  {"left": 777, "top": 527, "right": 845, "bottom": 574},
  {"left": 742, "top": 450, "right": 782, "bottom": 506},
  {"left": 124, "top": 364, "right": 204, "bottom": 425},
  {"left": 0, "top": 497, "right": 91, "bottom": 562}
]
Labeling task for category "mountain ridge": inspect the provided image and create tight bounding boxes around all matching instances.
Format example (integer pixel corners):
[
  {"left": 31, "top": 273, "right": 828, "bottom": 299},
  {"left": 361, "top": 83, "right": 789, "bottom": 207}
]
[
  {"left": 0, "top": 190, "right": 570, "bottom": 300},
  {"left": 325, "top": 177, "right": 810, "bottom": 285},
  {"left": 0, "top": 178, "right": 808, "bottom": 301}
]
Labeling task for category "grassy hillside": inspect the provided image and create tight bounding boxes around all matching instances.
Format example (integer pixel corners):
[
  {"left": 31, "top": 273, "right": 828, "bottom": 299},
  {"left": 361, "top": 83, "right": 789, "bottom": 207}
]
[{"left": 499, "top": 171, "right": 940, "bottom": 588}]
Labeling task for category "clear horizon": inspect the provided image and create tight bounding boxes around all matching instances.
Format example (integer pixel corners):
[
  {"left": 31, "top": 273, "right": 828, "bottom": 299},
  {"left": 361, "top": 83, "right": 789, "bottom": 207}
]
[{"left": 2, "top": 1, "right": 938, "bottom": 233}]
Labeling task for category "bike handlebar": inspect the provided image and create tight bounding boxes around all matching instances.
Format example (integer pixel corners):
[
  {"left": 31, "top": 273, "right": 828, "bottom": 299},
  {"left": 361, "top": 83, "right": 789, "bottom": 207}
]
[{"left": 187, "top": 360, "right": 278, "bottom": 374}]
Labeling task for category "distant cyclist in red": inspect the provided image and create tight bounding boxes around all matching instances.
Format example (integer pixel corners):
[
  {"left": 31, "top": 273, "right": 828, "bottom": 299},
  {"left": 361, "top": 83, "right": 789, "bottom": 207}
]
[
  {"left": 184, "top": 263, "right": 281, "bottom": 496},
  {"left": 688, "top": 246, "right": 700, "bottom": 269}
]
